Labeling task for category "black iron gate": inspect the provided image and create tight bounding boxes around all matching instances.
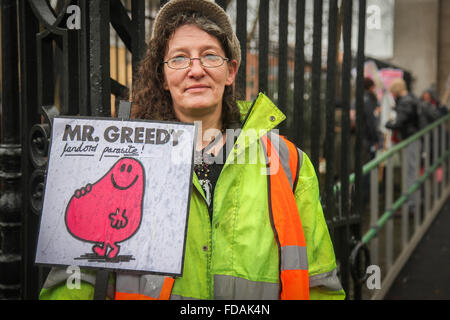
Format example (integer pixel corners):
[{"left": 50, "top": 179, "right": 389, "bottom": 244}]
[{"left": 0, "top": 0, "right": 368, "bottom": 300}]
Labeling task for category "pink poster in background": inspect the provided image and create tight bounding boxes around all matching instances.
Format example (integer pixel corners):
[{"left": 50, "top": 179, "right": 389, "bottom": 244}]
[{"left": 379, "top": 68, "right": 404, "bottom": 95}]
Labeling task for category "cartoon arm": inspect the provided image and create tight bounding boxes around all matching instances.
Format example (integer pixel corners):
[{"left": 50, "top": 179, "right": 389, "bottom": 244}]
[{"left": 109, "top": 208, "right": 128, "bottom": 229}]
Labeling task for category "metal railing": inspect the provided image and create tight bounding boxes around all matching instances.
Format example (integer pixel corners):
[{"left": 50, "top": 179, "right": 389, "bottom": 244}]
[
  {"left": 347, "top": 114, "right": 450, "bottom": 299},
  {"left": 6, "top": 0, "right": 368, "bottom": 299}
]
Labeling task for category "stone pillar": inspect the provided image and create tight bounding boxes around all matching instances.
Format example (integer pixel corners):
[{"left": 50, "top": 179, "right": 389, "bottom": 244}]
[
  {"left": 389, "top": 0, "right": 440, "bottom": 96},
  {"left": 438, "top": 0, "right": 450, "bottom": 104}
]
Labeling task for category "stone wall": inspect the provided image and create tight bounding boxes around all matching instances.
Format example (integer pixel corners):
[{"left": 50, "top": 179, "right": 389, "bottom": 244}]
[{"left": 438, "top": 0, "right": 450, "bottom": 105}]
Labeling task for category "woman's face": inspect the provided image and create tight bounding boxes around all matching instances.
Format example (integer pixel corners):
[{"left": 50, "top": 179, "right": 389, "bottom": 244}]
[{"left": 163, "top": 24, "right": 238, "bottom": 123}]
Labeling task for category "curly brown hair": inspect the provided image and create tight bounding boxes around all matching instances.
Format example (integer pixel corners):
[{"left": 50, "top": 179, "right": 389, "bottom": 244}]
[{"left": 131, "top": 12, "right": 241, "bottom": 129}]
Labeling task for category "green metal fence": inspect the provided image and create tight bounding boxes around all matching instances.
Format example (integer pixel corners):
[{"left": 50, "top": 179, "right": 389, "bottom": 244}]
[{"left": 347, "top": 113, "right": 450, "bottom": 299}]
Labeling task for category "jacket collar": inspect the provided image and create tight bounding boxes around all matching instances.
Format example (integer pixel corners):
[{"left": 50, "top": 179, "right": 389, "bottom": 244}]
[
  {"left": 237, "top": 93, "right": 286, "bottom": 137},
  {"left": 192, "top": 93, "right": 286, "bottom": 199}
]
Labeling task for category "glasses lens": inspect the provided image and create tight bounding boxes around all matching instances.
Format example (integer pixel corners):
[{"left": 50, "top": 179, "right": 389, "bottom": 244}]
[
  {"left": 168, "top": 56, "right": 190, "bottom": 69},
  {"left": 201, "top": 55, "right": 223, "bottom": 68}
]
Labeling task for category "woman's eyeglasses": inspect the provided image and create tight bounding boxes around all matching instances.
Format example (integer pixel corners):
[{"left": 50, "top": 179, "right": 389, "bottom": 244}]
[{"left": 164, "top": 54, "right": 229, "bottom": 70}]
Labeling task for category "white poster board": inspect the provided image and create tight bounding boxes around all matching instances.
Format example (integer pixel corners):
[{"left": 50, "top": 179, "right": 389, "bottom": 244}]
[{"left": 35, "top": 117, "right": 195, "bottom": 276}]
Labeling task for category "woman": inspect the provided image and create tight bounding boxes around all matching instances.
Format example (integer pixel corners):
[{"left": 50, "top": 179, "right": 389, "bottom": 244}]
[{"left": 40, "top": 0, "right": 344, "bottom": 300}]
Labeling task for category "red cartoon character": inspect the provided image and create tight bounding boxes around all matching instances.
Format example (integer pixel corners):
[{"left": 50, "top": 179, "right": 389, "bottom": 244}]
[{"left": 65, "top": 157, "right": 145, "bottom": 259}]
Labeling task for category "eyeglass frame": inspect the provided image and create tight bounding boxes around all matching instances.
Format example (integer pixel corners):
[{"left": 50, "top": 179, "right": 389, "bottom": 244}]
[{"left": 163, "top": 55, "right": 230, "bottom": 70}]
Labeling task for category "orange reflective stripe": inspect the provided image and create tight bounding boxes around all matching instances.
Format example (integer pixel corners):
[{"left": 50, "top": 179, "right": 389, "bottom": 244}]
[
  {"left": 262, "top": 134, "right": 309, "bottom": 300},
  {"left": 115, "top": 292, "right": 156, "bottom": 300},
  {"left": 159, "top": 277, "right": 175, "bottom": 300},
  {"left": 263, "top": 135, "right": 306, "bottom": 247},
  {"left": 115, "top": 276, "right": 175, "bottom": 300},
  {"left": 281, "top": 270, "right": 309, "bottom": 300}
]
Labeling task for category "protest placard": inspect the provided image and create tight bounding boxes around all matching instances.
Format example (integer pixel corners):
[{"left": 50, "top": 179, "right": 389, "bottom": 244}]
[{"left": 35, "top": 117, "right": 195, "bottom": 276}]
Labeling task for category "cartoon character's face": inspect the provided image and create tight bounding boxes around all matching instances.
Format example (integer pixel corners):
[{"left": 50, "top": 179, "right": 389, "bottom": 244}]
[{"left": 110, "top": 158, "right": 143, "bottom": 190}]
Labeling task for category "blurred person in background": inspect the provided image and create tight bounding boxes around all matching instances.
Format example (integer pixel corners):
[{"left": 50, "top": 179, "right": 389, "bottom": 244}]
[{"left": 385, "top": 78, "right": 420, "bottom": 214}]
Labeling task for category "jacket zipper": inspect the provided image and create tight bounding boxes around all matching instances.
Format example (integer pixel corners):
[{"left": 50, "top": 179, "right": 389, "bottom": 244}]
[{"left": 195, "top": 95, "right": 261, "bottom": 299}]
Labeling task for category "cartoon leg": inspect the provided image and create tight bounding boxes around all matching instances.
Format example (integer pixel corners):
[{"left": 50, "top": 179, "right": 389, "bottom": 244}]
[
  {"left": 93, "top": 243, "right": 107, "bottom": 257},
  {"left": 107, "top": 242, "right": 120, "bottom": 259}
]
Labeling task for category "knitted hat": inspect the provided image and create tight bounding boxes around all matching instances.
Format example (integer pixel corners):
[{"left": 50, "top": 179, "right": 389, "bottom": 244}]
[{"left": 152, "top": 0, "right": 241, "bottom": 67}]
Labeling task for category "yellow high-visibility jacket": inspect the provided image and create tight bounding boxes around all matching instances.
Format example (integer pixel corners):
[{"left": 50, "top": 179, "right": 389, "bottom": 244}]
[{"left": 40, "top": 93, "right": 345, "bottom": 300}]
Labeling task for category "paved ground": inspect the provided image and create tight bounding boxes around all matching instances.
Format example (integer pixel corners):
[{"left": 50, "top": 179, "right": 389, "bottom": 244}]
[{"left": 385, "top": 197, "right": 450, "bottom": 300}]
